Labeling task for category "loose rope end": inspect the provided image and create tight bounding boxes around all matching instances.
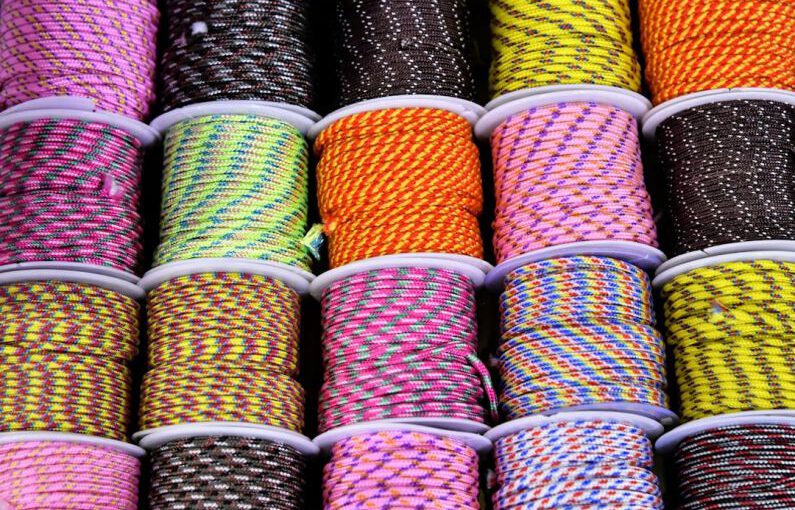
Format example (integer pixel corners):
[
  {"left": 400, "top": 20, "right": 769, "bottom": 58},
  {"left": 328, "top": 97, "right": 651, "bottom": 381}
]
[{"left": 302, "top": 223, "right": 325, "bottom": 261}]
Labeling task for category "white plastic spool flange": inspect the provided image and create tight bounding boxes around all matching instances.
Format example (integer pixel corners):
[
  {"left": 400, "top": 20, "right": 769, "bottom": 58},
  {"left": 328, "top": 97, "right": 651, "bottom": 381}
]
[
  {"left": 657, "top": 241, "right": 795, "bottom": 278},
  {"left": 0, "top": 269, "right": 144, "bottom": 300},
  {"left": 653, "top": 250, "right": 795, "bottom": 288},
  {"left": 0, "top": 431, "right": 145, "bottom": 458},
  {"left": 484, "top": 84, "right": 651, "bottom": 115}
]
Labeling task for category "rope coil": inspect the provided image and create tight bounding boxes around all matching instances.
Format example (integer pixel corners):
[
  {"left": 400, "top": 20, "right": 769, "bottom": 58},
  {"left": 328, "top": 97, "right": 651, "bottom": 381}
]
[
  {"left": 318, "top": 267, "right": 497, "bottom": 432},
  {"left": 0, "top": 0, "right": 159, "bottom": 120},
  {"left": 498, "top": 256, "right": 668, "bottom": 421},
  {"left": 140, "top": 273, "right": 304, "bottom": 432},
  {"left": 315, "top": 108, "right": 483, "bottom": 268}
]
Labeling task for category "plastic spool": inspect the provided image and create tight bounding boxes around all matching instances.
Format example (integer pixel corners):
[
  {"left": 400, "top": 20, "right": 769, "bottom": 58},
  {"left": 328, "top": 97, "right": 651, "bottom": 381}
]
[
  {"left": 309, "top": 254, "right": 491, "bottom": 301},
  {"left": 0, "top": 431, "right": 144, "bottom": 459},
  {"left": 313, "top": 420, "right": 492, "bottom": 455},
  {"left": 653, "top": 250, "right": 795, "bottom": 288},
  {"left": 0, "top": 268, "right": 144, "bottom": 300},
  {"left": 656, "top": 411, "right": 795, "bottom": 455},
  {"left": 136, "top": 423, "right": 318, "bottom": 457},
  {"left": 476, "top": 88, "right": 664, "bottom": 291}
]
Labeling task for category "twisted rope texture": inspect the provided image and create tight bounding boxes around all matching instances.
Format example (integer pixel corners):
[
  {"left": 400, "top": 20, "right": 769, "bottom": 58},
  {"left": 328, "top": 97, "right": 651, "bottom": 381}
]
[{"left": 315, "top": 108, "right": 483, "bottom": 268}]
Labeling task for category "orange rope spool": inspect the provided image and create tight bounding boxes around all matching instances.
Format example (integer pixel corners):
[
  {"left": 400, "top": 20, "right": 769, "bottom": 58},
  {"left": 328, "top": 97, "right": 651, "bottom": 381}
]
[
  {"left": 314, "top": 108, "right": 483, "bottom": 268},
  {"left": 640, "top": 0, "right": 794, "bottom": 105}
]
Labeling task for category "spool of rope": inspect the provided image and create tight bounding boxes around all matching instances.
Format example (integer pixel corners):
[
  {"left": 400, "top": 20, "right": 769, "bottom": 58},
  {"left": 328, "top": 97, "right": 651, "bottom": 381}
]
[
  {"left": 333, "top": 0, "right": 476, "bottom": 106},
  {"left": 0, "top": 118, "right": 145, "bottom": 275},
  {"left": 489, "top": 0, "right": 641, "bottom": 98},
  {"left": 139, "top": 273, "right": 304, "bottom": 432},
  {"left": 498, "top": 256, "right": 668, "bottom": 421},
  {"left": 0, "top": 0, "right": 159, "bottom": 120},
  {"left": 161, "top": 0, "right": 314, "bottom": 111},
  {"left": 0, "top": 440, "right": 140, "bottom": 509},
  {"left": 323, "top": 430, "right": 479, "bottom": 509},
  {"left": 657, "top": 100, "right": 795, "bottom": 257},
  {"left": 492, "top": 420, "right": 663, "bottom": 509},
  {"left": 640, "top": 0, "right": 794, "bottom": 105},
  {"left": 662, "top": 260, "right": 795, "bottom": 421},
  {"left": 315, "top": 108, "right": 483, "bottom": 268},
  {"left": 673, "top": 424, "right": 795, "bottom": 509},
  {"left": 318, "top": 267, "right": 496, "bottom": 432},
  {"left": 490, "top": 102, "right": 657, "bottom": 264},
  {"left": 148, "top": 435, "right": 306, "bottom": 510},
  {"left": 154, "top": 115, "right": 315, "bottom": 272},
  {"left": 0, "top": 281, "right": 139, "bottom": 441}
]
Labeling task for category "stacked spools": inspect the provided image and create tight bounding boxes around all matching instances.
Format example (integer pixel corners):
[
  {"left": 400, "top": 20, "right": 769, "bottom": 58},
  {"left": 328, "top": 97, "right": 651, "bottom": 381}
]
[
  {"left": 478, "top": 0, "right": 673, "bottom": 507},
  {"left": 311, "top": 1, "right": 496, "bottom": 507},
  {"left": 640, "top": 0, "right": 795, "bottom": 506},
  {"left": 0, "top": 0, "right": 159, "bottom": 506},
  {"left": 130, "top": 1, "right": 321, "bottom": 508}
]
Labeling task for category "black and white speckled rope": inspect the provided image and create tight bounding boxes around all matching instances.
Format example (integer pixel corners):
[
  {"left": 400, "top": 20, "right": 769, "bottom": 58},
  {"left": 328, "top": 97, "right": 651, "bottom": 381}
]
[
  {"left": 160, "top": 0, "right": 314, "bottom": 111},
  {"left": 148, "top": 436, "right": 306, "bottom": 510},
  {"left": 657, "top": 100, "right": 795, "bottom": 256},
  {"left": 334, "top": 0, "right": 476, "bottom": 107}
]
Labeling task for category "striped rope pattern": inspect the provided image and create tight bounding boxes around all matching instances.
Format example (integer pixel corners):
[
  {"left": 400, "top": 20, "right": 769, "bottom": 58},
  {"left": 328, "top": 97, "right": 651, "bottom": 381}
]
[
  {"left": 318, "top": 267, "right": 497, "bottom": 432},
  {"left": 154, "top": 115, "right": 314, "bottom": 271},
  {"left": 324, "top": 431, "right": 479, "bottom": 509},
  {"left": 0, "top": 119, "right": 144, "bottom": 274},
  {"left": 662, "top": 260, "right": 795, "bottom": 421},
  {"left": 493, "top": 421, "right": 663, "bottom": 509},
  {"left": 491, "top": 102, "right": 657, "bottom": 264},
  {"left": 0, "top": 281, "right": 139, "bottom": 441},
  {"left": 499, "top": 257, "right": 668, "bottom": 420},
  {"left": 0, "top": 441, "right": 140, "bottom": 510},
  {"left": 315, "top": 108, "right": 483, "bottom": 268},
  {"left": 489, "top": 0, "right": 641, "bottom": 97},
  {"left": 140, "top": 273, "right": 304, "bottom": 432},
  {"left": 640, "top": 0, "right": 795, "bottom": 104},
  {"left": 0, "top": 0, "right": 159, "bottom": 119}
]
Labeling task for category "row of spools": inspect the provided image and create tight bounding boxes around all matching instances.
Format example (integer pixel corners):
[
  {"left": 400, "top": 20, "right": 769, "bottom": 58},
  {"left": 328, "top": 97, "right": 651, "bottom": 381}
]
[{"left": 0, "top": 0, "right": 793, "bottom": 508}]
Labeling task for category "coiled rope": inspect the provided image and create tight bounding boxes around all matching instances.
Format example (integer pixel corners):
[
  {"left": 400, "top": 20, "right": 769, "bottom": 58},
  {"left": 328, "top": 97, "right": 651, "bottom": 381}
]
[
  {"left": 161, "top": 0, "right": 314, "bottom": 111},
  {"left": 491, "top": 102, "right": 658, "bottom": 264},
  {"left": 0, "top": 119, "right": 144, "bottom": 274},
  {"left": 0, "top": 0, "right": 159, "bottom": 120},
  {"left": 0, "top": 441, "right": 140, "bottom": 510},
  {"left": 489, "top": 0, "right": 641, "bottom": 98},
  {"left": 493, "top": 421, "right": 663, "bottom": 510},
  {"left": 674, "top": 424, "right": 795, "bottom": 509},
  {"left": 149, "top": 436, "right": 305, "bottom": 510},
  {"left": 334, "top": 0, "right": 476, "bottom": 106},
  {"left": 657, "top": 100, "right": 795, "bottom": 257},
  {"left": 154, "top": 115, "right": 315, "bottom": 272},
  {"left": 640, "top": 0, "right": 795, "bottom": 105},
  {"left": 498, "top": 257, "right": 668, "bottom": 421},
  {"left": 140, "top": 273, "right": 304, "bottom": 432},
  {"left": 318, "top": 267, "right": 497, "bottom": 432},
  {"left": 315, "top": 108, "right": 483, "bottom": 268},
  {"left": 662, "top": 260, "right": 795, "bottom": 421},
  {"left": 0, "top": 281, "right": 139, "bottom": 441},
  {"left": 323, "top": 431, "right": 479, "bottom": 509}
]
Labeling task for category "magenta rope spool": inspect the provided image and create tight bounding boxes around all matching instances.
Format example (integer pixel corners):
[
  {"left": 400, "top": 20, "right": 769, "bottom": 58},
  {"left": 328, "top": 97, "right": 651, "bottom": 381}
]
[
  {"left": 0, "top": 0, "right": 159, "bottom": 120},
  {"left": 0, "top": 118, "right": 144, "bottom": 275}
]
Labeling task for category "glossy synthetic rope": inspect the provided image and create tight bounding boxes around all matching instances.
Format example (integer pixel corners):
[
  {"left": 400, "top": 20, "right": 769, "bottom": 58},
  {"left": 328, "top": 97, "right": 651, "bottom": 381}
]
[
  {"left": 324, "top": 431, "right": 479, "bottom": 509},
  {"left": 140, "top": 273, "right": 304, "bottom": 432},
  {"left": 499, "top": 257, "right": 668, "bottom": 420},
  {"left": 161, "top": 0, "right": 314, "bottom": 111},
  {"left": 491, "top": 102, "right": 657, "bottom": 263},
  {"left": 319, "top": 267, "right": 496, "bottom": 432},
  {"left": 489, "top": 0, "right": 641, "bottom": 98},
  {"left": 674, "top": 424, "right": 795, "bottom": 509},
  {"left": 154, "top": 115, "right": 315, "bottom": 271},
  {"left": 0, "top": 119, "right": 144, "bottom": 274},
  {"left": 0, "top": 0, "right": 159, "bottom": 119},
  {"left": 315, "top": 108, "right": 483, "bottom": 268},
  {"left": 662, "top": 260, "right": 795, "bottom": 421},
  {"left": 0, "top": 281, "right": 139, "bottom": 441},
  {"left": 657, "top": 100, "right": 795, "bottom": 257},
  {"left": 0, "top": 441, "right": 140, "bottom": 510},
  {"left": 493, "top": 421, "right": 663, "bottom": 510},
  {"left": 149, "top": 436, "right": 305, "bottom": 510},
  {"left": 334, "top": 0, "right": 475, "bottom": 106},
  {"left": 640, "top": 0, "right": 794, "bottom": 104}
]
